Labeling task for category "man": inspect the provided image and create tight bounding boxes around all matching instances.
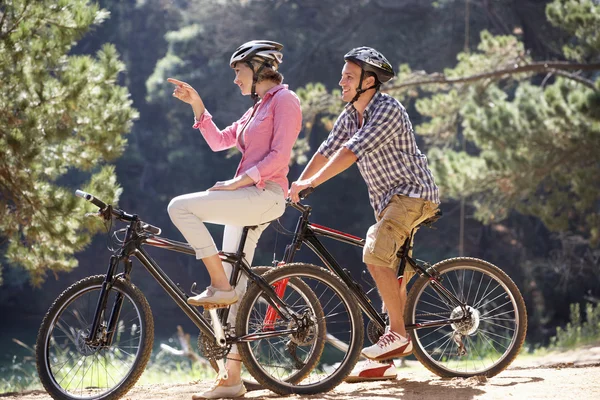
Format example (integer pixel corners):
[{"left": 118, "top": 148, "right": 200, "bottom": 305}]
[{"left": 289, "top": 46, "right": 440, "bottom": 377}]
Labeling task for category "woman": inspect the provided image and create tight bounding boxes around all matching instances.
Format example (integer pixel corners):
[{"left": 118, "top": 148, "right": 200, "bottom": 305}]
[{"left": 167, "top": 40, "right": 302, "bottom": 399}]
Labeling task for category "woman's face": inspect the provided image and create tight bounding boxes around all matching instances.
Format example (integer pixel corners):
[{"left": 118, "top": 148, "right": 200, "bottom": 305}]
[{"left": 233, "top": 62, "right": 254, "bottom": 96}]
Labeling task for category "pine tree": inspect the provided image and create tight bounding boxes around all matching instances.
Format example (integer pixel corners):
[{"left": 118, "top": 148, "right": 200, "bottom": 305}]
[
  {"left": 385, "top": 0, "right": 600, "bottom": 245},
  {"left": 0, "top": 0, "right": 138, "bottom": 285}
]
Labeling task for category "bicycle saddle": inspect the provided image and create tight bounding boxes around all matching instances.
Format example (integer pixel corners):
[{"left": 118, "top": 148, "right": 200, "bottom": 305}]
[{"left": 419, "top": 209, "right": 442, "bottom": 228}]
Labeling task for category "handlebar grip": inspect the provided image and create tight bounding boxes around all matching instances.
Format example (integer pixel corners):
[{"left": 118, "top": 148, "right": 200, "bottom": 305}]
[
  {"left": 141, "top": 223, "right": 162, "bottom": 235},
  {"left": 298, "top": 187, "right": 315, "bottom": 200},
  {"left": 75, "top": 190, "right": 107, "bottom": 210}
]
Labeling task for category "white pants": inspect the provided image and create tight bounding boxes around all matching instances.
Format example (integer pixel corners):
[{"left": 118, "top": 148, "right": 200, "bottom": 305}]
[{"left": 167, "top": 181, "right": 285, "bottom": 353}]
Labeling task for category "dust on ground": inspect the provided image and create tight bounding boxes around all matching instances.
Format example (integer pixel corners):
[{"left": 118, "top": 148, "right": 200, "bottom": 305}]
[{"left": 4, "top": 346, "right": 600, "bottom": 400}]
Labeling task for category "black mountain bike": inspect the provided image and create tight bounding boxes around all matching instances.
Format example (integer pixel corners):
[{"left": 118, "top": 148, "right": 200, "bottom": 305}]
[
  {"left": 35, "top": 190, "right": 364, "bottom": 400},
  {"left": 271, "top": 189, "right": 527, "bottom": 378}
]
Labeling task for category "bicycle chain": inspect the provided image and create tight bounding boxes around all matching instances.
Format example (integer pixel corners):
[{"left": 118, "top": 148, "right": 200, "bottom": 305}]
[{"left": 415, "top": 312, "right": 452, "bottom": 318}]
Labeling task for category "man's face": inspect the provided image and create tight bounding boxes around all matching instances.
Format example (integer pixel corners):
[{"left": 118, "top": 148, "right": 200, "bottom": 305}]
[{"left": 339, "top": 61, "right": 362, "bottom": 103}]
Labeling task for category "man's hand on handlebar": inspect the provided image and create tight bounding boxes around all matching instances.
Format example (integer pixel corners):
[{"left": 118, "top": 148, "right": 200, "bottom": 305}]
[{"left": 288, "top": 179, "right": 315, "bottom": 203}]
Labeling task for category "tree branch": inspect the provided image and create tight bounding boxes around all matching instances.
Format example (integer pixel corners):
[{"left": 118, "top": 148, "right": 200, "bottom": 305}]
[
  {"left": 550, "top": 69, "right": 596, "bottom": 90},
  {"left": 384, "top": 61, "right": 600, "bottom": 92}
]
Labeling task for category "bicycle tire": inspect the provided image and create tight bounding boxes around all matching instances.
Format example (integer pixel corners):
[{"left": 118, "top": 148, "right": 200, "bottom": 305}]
[
  {"left": 207, "top": 265, "right": 323, "bottom": 391},
  {"left": 236, "top": 263, "right": 364, "bottom": 395},
  {"left": 405, "top": 257, "right": 527, "bottom": 378},
  {"left": 36, "top": 275, "right": 154, "bottom": 400}
]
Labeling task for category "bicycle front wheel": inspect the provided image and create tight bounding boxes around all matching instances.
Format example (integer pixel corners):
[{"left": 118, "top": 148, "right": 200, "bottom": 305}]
[
  {"left": 36, "top": 275, "right": 154, "bottom": 400},
  {"left": 406, "top": 257, "right": 527, "bottom": 377},
  {"left": 236, "top": 263, "right": 363, "bottom": 395}
]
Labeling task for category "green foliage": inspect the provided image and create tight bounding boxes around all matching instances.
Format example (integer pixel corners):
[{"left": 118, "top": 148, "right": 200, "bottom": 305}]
[
  {"left": 0, "top": 340, "right": 39, "bottom": 394},
  {"left": 294, "top": 83, "right": 343, "bottom": 165},
  {"left": 549, "top": 303, "right": 600, "bottom": 349},
  {"left": 546, "top": 0, "right": 600, "bottom": 61},
  {"left": 394, "top": 17, "right": 600, "bottom": 244},
  {"left": 0, "top": 0, "right": 138, "bottom": 285}
]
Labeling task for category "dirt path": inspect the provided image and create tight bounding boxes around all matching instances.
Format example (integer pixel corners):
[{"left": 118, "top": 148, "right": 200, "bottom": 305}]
[{"left": 5, "top": 347, "right": 600, "bottom": 400}]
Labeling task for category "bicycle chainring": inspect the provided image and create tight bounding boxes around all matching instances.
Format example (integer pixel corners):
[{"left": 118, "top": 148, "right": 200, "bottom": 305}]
[{"left": 197, "top": 332, "right": 232, "bottom": 361}]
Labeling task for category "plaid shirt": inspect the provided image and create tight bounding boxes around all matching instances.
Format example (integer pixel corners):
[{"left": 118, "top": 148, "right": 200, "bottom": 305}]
[{"left": 318, "top": 92, "right": 440, "bottom": 216}]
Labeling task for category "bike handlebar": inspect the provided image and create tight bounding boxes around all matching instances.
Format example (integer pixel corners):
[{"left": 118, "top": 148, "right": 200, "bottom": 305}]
[
  {"left": 75, "top": 190, "right": 107, "bottom": 209},
  {"left": 298, "top": 187, "right": 314, "bottom": 199},
  {"left": 77, "top": 185, "right": 313, "bottom": 235},
  {"left": 285, "top": 187, "right": 314, "bottom": 213},
  {"left": 75, "top": 190, "right": 162, "bottom": 235}
]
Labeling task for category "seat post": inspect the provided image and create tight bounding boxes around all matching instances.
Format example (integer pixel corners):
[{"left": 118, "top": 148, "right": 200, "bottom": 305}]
[
  {"left": 395, "top": 230, "right": 415, "bottom": 277},
  {"left": 226, "top": 226, "right": 252, "bottom": 289},
  {"left": 236, "top": 226, "right": 251, "bottom": 257}
]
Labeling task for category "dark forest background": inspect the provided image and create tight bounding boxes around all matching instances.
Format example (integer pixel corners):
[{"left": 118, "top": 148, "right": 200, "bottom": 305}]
[{"left": 1, "top": 0, "right": 599, "bottom": 364}]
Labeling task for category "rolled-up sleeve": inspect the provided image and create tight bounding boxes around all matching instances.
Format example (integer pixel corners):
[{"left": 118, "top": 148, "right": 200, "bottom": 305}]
[
  {"left": 317, "top": 112, "right": 350, "bottom": 158},
  {"left": 344, "top": 103, "right": 404, "bottom": 159},
  {"left": 253, "top": 90, "right": 302, "bottom": 181}
]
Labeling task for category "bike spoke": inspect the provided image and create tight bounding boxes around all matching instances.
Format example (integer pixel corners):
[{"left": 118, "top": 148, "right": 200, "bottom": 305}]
[
  {"left": 410, "top": 262, "right": 524, "bottom": 377},
  {"left": 43, "top": 282, "right": 145, "bottom": 398}
]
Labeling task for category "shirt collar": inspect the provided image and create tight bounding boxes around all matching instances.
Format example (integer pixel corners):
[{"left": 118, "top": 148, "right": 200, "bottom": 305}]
[
  {"left": 262, "top": 84, "right": 287, "bottom": 100},
  {"left": 364, "top": 92, "right": 383, "bottom": 117},
  {"left": 344, "top": 91, "right": 383, "bottom": 120}
]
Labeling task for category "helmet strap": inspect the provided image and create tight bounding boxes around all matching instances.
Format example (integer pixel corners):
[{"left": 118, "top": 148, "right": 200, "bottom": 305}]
[
  {"left": 350, "top": 69, "right": 378, "bottom": 104},
  {"left": 247, "top": 60, "right": 270, "bottom": 104}
]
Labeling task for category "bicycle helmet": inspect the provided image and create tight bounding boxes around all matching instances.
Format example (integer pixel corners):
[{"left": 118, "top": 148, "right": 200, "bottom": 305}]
[
  {"left": 230, "top": 40, "right": 283, "bottom": 68},
  {"left": 344, "top": 47, "right": 395, "bottom": 103},
  {"left": 230, "top": 40, "right": 284, "bottom": 102}
]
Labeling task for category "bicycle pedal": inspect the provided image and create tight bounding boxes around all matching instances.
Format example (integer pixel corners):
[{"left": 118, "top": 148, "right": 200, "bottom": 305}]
[{"left": 203, "top": 303, "right": 229, "bottom": 310}]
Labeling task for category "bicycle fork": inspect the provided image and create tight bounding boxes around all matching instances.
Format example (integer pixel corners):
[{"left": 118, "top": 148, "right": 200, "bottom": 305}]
[{"left": 86, "top": 256, "right": 131, "bottom": 346}]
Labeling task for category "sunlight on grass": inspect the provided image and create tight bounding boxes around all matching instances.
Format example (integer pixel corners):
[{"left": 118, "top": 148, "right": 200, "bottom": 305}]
[{"left": 137, "top": 356, "right": 215, "bottom": 385}]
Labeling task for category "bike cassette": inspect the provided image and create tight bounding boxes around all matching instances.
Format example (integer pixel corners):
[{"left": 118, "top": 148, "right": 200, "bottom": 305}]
[{"left": 450, "top": 306, "right": 480, "bottom": 335}]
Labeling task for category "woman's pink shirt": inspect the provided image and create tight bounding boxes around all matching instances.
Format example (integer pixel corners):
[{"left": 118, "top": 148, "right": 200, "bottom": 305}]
[{"left": 193, "top": 84, "right": 302, "bottom": 194}]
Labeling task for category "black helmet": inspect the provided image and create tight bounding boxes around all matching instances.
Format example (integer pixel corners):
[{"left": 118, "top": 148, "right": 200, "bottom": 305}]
[{"left": 344, "top": 47, "right": 395, "bottom": 84}]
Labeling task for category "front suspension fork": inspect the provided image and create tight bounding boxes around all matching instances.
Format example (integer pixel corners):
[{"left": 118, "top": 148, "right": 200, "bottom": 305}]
[{"left": 86, "top": 256, "right": 131, "bottom": 345}]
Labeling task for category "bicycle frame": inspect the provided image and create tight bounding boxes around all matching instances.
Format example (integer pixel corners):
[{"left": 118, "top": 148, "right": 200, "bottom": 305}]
[
  {"left": 283, "top": 202, "right": 470, "bottom": 332},
  {"left": 86, "top": 217, "right": 300, "bottom": 349}
]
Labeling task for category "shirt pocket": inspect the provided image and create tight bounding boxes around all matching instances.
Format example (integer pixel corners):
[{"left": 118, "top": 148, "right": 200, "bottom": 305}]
[{"left": 247, "top": 112, "right": 274, "bottom": 145}]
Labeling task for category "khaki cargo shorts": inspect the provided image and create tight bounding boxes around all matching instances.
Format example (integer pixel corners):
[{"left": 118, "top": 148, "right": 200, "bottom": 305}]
[{"left": 363, "top": 195, "right": 439, "bottom": 280}]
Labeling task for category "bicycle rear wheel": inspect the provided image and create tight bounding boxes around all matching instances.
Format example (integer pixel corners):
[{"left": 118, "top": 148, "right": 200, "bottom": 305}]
[
  {"left": 36, "top": 275, "right": 154, "bottom": 400},
  {"left": 236, "top": 263, "right": 363, "bottom": 395},
  {"left": 406, "top": 257, "right": 527, "bottom": 377}
]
